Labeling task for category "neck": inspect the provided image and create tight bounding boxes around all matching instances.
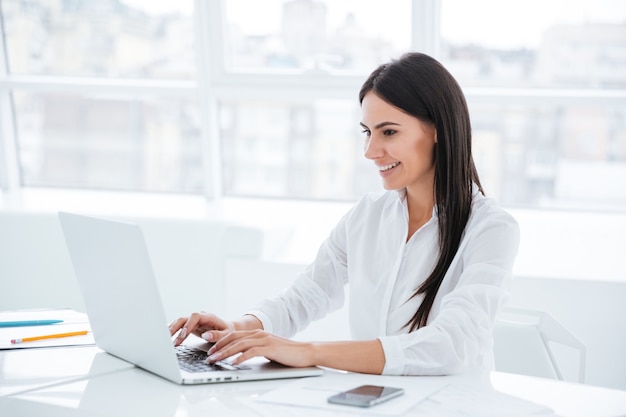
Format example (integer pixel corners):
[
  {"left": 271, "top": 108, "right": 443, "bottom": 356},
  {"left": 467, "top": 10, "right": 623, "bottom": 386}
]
[
  {"left": 405, "top": 184, "right": 435, "bottom": 241},
  {"left": 406, "top": 182, "right": 435, "bottom": 219}
]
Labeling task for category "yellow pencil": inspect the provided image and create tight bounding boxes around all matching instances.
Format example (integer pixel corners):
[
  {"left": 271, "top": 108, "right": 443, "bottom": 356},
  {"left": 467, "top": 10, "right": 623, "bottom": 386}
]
[{"left": 10, "top": 330, "right": 89, "bottom": 344}]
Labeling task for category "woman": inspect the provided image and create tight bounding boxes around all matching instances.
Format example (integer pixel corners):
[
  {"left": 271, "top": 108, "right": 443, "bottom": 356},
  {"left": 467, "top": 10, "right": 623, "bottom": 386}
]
[{"left": 170, "top": 52, "right": 520, "bottom": 376}]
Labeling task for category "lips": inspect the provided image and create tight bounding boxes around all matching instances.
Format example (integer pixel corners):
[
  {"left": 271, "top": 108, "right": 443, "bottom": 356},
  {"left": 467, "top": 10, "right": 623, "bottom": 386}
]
[{"left": 378, "top": 162, "right": 399, "bottom": 172}]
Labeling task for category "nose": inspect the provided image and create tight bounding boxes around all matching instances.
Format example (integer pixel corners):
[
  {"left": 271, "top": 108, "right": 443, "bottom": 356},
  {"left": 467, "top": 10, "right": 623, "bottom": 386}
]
[{"left": 363, "top": 134, "right": 383, "bottom": 160}]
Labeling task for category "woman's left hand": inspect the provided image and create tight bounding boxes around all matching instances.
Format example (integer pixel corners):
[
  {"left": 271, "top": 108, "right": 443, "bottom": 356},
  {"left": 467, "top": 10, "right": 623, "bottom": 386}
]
[{"left": 205, "top": 329, "right": 316, "bottom": 368}]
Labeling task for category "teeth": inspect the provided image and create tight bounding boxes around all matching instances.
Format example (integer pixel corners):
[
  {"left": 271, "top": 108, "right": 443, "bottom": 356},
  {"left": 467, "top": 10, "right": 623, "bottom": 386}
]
[{"left": 379, "top": 162, "right": 399, "bottom": 172}]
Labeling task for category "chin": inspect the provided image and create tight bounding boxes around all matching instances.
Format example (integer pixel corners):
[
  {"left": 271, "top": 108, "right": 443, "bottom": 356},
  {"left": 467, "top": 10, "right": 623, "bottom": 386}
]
[{"left": 382, "top": 182, "right": 402, "bottom": 191}]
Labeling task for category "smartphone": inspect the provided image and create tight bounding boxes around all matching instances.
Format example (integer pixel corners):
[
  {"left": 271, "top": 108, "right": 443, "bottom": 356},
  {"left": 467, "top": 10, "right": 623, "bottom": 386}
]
[{"left": 327, "top": 384, "right": 405, "bottom": 408}]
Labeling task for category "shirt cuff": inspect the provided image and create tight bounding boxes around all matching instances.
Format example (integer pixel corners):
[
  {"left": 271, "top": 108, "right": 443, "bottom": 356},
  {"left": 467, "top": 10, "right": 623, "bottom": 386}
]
[
  {"left": 378, "top": 335, "right": 406, "bottom": 375},
  {"left": 244, "top": 309, "right": 273, "bottom": 334}
]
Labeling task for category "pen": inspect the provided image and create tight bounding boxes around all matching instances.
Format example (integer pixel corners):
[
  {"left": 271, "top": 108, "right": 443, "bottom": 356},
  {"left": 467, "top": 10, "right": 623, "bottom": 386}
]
[
  {"left": 10, "top": 330, "right": 89, "bottom": 344},
  {"left": 0, "top": 320, "right": 64, "bottom": 328}
]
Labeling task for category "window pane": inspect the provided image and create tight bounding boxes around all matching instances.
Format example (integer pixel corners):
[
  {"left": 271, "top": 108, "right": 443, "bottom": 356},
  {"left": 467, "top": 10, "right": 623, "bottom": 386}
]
[
  {"left": 219, "top": 100, "right": 381, "bottom": 199},
  {"left": 223, "top": 0, "right": 411, "bottom": 75},
  {"left": 13, "top": 92, "right": 203, "bottom": 192},
  {"left": 2, "top": 0, "right": 195, "bottom": 79},
  {"left": 0, "top": 142, "right": 6, "bottom": 190},
  {"left": 472, "top": 103, "right": 626, "bottom": 210},
  {"left": 440, "top": 0, "right": 626, "bottom": 88}
]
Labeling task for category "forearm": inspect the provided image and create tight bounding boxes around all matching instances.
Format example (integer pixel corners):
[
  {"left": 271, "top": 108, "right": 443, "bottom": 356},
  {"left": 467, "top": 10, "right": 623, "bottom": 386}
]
[
  {"left": 311, "top": 339, "right": 385, "bottom": 374},
  {"left": 233, "top": 314, "right": 264, "bottom": 331}
]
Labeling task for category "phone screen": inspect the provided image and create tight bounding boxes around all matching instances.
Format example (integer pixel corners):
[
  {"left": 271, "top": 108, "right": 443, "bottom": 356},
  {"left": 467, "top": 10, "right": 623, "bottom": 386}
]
[{"left": 327, "top": 384, "right": 405, "bottom": 407}]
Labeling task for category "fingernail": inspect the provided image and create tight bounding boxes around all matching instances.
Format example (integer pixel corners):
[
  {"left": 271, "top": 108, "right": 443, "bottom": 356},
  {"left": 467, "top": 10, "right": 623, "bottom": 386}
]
[
  {"left": 208, "top": 353, "right": 220, "bottom": 361},
  {"left": 201, "top": 332, "right": 213, "bottom": 341},
  {"left": 178, "top": 327, "right": 187, "bottom": 339}
]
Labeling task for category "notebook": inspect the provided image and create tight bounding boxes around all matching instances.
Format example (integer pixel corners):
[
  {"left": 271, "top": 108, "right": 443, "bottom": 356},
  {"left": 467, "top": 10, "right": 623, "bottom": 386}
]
[{"left": 58, "top": 211, "right": 323, "bottom": 385}]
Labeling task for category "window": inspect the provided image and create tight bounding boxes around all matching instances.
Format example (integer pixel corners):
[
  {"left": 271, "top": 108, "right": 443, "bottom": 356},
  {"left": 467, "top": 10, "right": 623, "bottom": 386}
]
[
  {"left": 223, "top": 0, "right": 411, "bottom": 75},
  {"left": 219, "top": 99, "right": 380, "bottom": 199},
  {"left": 1, "top": 0, "right": 625, "bottom": 211},
  {"left": 438, "top": 0, "right": 626, "bottom": 209},
  {"left": 13, "top": 92, "right": 202, "bottom": 192},
  {"left": 0, "top": 0, "right": 200, "bottom": 194},
  {"left": 440, "top": 0, "right": 626, "bottom": 89},
  {"left": 3, "top": 0, "right": 195, "bottom": 79}
]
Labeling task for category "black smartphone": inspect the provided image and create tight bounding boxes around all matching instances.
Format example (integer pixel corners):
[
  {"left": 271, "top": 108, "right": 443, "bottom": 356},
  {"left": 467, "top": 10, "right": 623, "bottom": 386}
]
[{"left": 327, "top": 384, "right": 405, "bottom": 408}]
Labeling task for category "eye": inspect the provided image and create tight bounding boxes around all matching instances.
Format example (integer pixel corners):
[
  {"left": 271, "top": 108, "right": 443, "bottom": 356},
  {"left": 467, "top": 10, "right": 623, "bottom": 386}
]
[
  {"left": 382, "top": 129, "right": 396, "bottom": 136},
  {"left": 361, "top": 129, "right": 371, "bottom": 137}
]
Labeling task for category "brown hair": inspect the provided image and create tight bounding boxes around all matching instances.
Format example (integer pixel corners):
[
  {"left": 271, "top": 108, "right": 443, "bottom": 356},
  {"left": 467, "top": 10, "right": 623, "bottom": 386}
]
[{"left": 359, "top": 52, "right": 483, "bottom": 331}]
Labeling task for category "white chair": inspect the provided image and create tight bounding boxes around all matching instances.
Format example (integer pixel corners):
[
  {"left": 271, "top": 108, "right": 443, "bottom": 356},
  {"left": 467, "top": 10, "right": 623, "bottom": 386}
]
[{"left": 493, "top": 307, "right": 586, "bottom": 382}]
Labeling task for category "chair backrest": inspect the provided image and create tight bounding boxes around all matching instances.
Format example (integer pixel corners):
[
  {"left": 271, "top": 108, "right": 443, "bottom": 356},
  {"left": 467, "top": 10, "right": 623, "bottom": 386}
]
[{"left": 493, "top": 307, "right": 586, "bottom": 383}]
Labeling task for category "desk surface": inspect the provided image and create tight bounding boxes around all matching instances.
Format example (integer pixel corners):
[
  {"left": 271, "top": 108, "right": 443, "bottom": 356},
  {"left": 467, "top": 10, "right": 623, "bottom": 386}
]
[{"left": 1, "top": 345, "right": 625, "bottom": 417}]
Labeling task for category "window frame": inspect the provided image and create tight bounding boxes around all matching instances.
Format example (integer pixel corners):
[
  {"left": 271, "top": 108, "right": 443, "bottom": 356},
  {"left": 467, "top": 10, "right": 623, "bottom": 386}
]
[{"left": 0, "top": 8, "right": 17, "bottom": 193}]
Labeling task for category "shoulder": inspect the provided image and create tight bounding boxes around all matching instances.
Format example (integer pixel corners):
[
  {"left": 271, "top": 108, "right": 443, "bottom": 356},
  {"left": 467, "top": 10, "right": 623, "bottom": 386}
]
[
  {"left": 357, "top": 189, "right": 397, "bottom": 205},
  {"left": 466, "top": 191, "right": 520, "bottom": 243},
  {"left": 336, "top": 190, "right": 403, "bottom": 232},
  {"left": 454, "top": 191, "right": 520, "bottom": 268},
  {"left": 346, "top": 190, "right": 401, "bottom": 217},
  {"left": 471, "top": 192, "right": 517, "bottom": 226}
]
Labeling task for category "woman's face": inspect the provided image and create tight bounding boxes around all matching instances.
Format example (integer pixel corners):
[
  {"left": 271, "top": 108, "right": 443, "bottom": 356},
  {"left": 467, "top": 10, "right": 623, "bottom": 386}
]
[{"left": 361, "top": 92, "right": 437, "bottom": 192}]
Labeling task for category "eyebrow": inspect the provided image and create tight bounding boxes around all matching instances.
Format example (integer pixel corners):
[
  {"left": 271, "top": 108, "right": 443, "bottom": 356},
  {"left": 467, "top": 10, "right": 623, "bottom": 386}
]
[{"left": 359, "top": 121, "right": 401, "bottom": 129}]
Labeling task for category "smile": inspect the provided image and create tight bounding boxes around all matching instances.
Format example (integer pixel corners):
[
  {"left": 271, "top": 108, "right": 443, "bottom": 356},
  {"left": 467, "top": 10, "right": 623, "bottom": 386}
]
[{"left": 379, "top": 162, "right": 400, "bottom": 172}]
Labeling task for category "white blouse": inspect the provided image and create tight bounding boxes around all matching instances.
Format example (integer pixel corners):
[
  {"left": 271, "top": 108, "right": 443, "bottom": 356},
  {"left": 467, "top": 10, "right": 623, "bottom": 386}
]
[{"left": 247, "top": 187, "right": 520, "bottom": 375}]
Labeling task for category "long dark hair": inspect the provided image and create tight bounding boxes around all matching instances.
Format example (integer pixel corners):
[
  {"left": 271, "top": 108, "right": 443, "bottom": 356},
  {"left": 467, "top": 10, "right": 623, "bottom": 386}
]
[{"left": 359, "top": 52, "right": 483, "bottom": 332}]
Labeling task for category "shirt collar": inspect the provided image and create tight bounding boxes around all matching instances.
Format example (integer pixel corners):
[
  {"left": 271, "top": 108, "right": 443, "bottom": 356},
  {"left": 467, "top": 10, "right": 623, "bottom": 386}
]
[{"left": 396, "top": 187, "right": 408, "bottom": 202}]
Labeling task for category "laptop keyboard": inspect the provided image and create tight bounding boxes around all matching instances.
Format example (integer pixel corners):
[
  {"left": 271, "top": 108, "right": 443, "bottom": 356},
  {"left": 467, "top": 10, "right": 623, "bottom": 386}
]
[{"left": 175, "top": 345, "right": 250, "bottom": 373}]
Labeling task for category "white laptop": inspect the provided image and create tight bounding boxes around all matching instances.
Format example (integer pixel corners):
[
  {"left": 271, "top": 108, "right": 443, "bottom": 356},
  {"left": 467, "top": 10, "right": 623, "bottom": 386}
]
[{"left": 58, "top": 211, "right": 323, "bottom": 385}]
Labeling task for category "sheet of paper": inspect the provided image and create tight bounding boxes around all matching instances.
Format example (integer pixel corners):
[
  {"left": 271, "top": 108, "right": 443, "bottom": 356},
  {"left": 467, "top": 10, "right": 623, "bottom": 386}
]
[
  {"left": 256, "top": 372, "right": 449, "bottom": 416},
  {"left": 414, "top": 382, "right": 556, "bottom": 417},
  {"left": 0, "top": 308, "right": 94, "bottom": 349}
]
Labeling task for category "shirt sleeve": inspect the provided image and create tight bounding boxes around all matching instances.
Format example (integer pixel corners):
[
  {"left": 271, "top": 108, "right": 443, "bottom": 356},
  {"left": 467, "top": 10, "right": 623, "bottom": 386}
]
[
  {"left": 379, "top": 207, "right": 520, "bottom": 375},
  {"left": 246, "top": 214, "right": 350, "bottom": 338}
]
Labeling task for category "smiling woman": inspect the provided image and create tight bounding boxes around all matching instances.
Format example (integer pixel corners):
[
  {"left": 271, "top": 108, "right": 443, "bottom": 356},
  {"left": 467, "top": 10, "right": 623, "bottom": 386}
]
[
  {"left": 1, "top": 0, "right": 625, "bottom": 392},
  {"left": 171, "top": 52, "right": 520, "bottom": 376}
]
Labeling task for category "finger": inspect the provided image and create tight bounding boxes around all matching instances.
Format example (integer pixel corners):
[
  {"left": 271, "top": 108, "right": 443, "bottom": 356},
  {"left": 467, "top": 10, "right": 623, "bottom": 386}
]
[
  {"left": 168, "top": 317, "right": 188, "bottom": 336},
  {"left": 206, "top": 329, "right": 251, "bottom": 355},
  {"left": 200, "top": 329, "right": 230, "bottom": 343},
  {"left": 205, "top": 331, "right": 232, "bottom": 355},
  {"left": 230, "top": 346, "right": 264, "bottom": 365},
  {"left": 173, "top": 312, "right": 205, "bottom": 345},
  {"left": 208, "top": 331, "right": 265, "bottom": 362},
  {"left": 190, "top": 313, "right": 224, "bottom": 337}
]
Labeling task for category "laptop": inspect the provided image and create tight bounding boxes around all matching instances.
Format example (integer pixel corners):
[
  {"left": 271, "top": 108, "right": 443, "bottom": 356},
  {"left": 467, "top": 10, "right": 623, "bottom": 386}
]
[{"left": 58, "top": 211, "right": 323, "bottom": 385}]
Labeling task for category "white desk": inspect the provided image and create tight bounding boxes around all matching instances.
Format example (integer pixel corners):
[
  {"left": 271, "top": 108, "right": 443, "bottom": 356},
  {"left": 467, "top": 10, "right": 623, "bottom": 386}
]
[{"left": 1, "top": 345, "right": 625, "bottom": 417}]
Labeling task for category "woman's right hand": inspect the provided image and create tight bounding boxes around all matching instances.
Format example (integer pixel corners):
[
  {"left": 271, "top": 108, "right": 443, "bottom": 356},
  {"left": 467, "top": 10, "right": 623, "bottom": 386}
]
[{"left": 169, "top": 312, "right": 235, "bottom": 346}]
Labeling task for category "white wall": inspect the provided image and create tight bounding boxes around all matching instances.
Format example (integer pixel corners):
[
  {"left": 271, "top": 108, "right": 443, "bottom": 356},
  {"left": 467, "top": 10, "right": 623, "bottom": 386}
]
[{"left": 0, "top": 210, "right": 265, "bottom": 322}]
